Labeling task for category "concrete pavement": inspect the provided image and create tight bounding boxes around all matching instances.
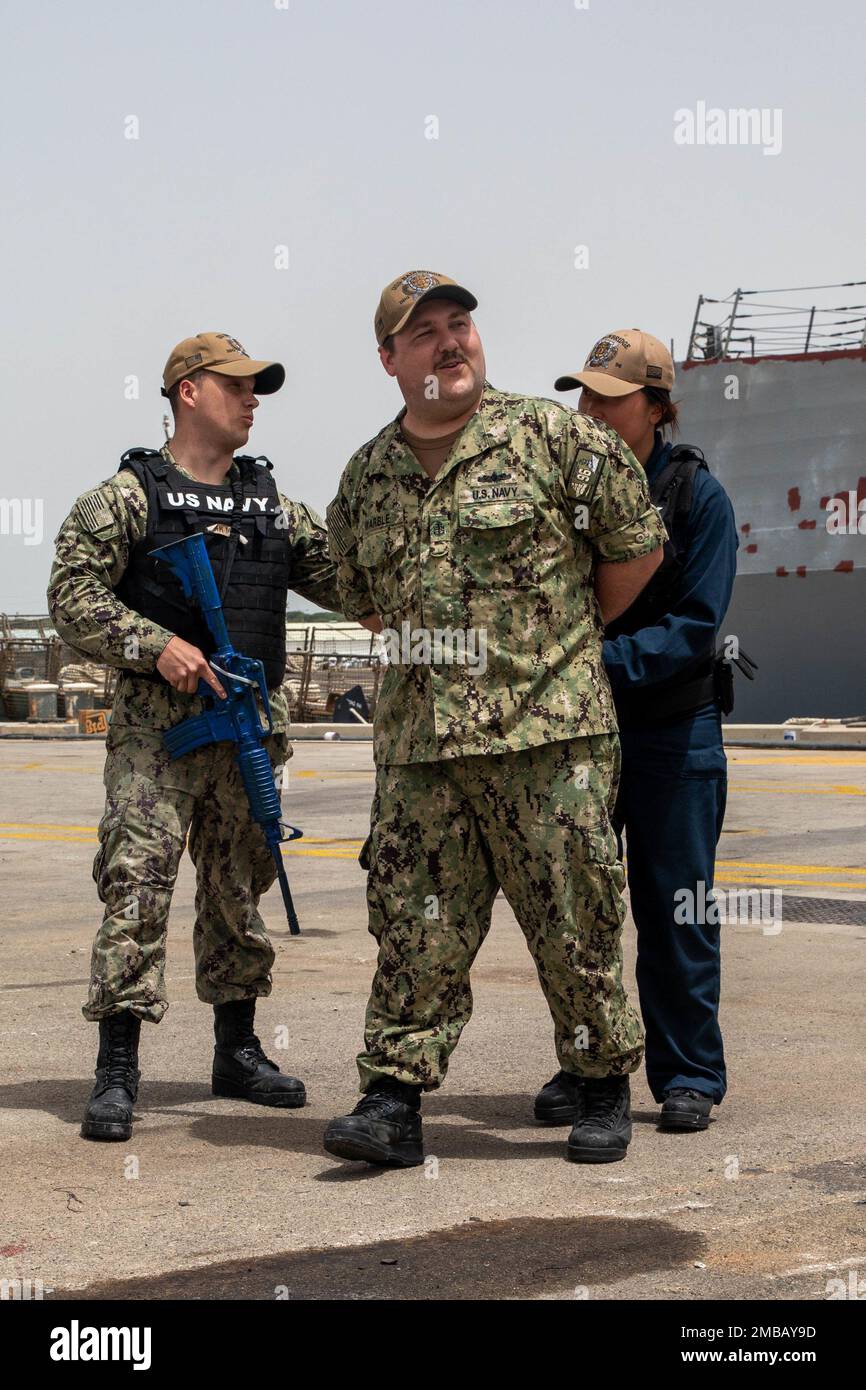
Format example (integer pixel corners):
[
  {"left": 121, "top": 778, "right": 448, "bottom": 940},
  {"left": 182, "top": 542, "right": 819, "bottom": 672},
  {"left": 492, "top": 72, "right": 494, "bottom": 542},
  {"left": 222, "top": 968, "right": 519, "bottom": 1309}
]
[{"left": 1, "top": 740, "right": 864, "bottom": 1301}]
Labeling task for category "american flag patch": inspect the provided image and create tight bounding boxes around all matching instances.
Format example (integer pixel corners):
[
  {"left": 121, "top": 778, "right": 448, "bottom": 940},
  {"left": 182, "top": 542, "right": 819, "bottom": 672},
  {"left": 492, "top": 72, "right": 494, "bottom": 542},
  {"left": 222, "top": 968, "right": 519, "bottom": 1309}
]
[
  {"left": 326, "top": 497, "right": 354, "bottom": 556},
  {"left": 75, "top": 489, "right": 115, "bottom": 534}
]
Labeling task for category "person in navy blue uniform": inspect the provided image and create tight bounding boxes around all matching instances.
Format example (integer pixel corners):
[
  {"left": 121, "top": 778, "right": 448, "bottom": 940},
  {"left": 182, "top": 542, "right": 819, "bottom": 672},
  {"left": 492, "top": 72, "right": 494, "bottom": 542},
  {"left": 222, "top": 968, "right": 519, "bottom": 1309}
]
[{"left": 534, "top": 329, "right": 738, "bottom": 1133}]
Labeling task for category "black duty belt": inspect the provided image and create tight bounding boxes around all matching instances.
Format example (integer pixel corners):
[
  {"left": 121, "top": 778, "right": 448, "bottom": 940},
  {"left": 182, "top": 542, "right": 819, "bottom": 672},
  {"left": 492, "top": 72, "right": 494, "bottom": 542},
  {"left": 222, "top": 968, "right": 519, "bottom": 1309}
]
[
  {"left": 613, "top": 648, "right": 758, "bottom": 731},
  {"left": 614, "top": 671, "right": 718, "bottom": 731}
]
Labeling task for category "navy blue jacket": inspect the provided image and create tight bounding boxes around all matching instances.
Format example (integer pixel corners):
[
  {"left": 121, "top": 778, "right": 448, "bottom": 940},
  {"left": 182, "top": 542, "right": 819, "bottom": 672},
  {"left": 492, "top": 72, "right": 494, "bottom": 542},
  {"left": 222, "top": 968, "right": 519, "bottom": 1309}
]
[{"left": 603, "top": 435, "right": 738, "bottom": 695}]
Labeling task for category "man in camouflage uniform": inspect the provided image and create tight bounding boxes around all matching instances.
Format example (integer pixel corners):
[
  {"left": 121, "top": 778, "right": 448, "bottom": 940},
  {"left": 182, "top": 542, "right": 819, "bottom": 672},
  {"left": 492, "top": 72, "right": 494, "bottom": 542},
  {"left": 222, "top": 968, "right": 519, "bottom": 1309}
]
[
  {"left": 48, "top": 333, "right": 342, "bottom": 1141},
  {"left": 323, "top": 272, "right": 667, "bottom": 1168}
]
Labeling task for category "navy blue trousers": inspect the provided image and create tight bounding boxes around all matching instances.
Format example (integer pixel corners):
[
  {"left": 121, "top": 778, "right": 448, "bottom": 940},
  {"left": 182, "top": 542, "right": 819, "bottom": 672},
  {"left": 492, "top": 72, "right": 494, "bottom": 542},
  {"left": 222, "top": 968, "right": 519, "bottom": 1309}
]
[{"left": 613, "top": 704, "right": 728, "bottom": 1104}]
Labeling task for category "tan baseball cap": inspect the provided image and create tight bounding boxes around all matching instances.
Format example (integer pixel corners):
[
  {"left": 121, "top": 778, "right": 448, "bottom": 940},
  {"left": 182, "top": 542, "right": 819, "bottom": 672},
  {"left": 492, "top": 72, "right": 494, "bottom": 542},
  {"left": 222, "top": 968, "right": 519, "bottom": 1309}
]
[
  {"left": 161, "top": 332, "right": 285, "bottom": 398},
  {"left": 374, "top": 270, "right": 477, "bottom": 346},
  {"left": 555, "top": 329, "right": 675, "bottom": 397}
]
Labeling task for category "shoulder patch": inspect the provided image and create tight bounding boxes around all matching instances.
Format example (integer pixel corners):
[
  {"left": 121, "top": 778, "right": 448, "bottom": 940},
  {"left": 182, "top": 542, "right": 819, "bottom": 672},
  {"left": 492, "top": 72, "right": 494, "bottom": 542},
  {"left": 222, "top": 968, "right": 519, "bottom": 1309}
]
[
  {"left": 74, "top": 488, "right": 118, "bottom": 537},
  {"left": 568, "top": 447, "right": 604, "bottom": 503},
  {"left": 326, "top": 497, "right": 354, "bottom": 556}
]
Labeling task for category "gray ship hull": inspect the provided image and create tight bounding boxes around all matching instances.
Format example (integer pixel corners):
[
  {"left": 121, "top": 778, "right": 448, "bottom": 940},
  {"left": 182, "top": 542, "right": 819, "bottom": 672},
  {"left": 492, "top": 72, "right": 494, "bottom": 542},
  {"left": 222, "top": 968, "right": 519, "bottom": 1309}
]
[{"left": 675, "top": 351, "right": 866, "bottom": 722}]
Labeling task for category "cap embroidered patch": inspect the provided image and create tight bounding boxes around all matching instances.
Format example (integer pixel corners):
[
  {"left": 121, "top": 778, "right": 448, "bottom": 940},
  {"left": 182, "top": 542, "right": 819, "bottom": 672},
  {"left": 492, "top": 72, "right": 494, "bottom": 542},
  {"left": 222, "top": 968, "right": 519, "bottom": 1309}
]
[
  {"left": 400, "top": 271, "right": 439, "bottom": 302},
  {"left": 587, "top": 334, "right": 630, "bottom": 368}
]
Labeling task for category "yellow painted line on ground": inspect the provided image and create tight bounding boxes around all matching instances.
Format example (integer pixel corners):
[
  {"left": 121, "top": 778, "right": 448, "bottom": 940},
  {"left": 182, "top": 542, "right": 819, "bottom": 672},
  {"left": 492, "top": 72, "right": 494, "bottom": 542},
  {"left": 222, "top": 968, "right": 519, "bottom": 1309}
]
[
  {"left": 715, "top": 875, "right": 866, "bottom": 891},
  {"left": 730, "top": 755, "right": 866, "bottom": 766},
  {"left": 0, "top": 830, "right": 362, "bottom": 859},
  {"left": 729, "top": 782, "right": 864, "bottom": 796},
  {"left": 0, "top": 822, "right": 366, "bottom": 860},
  {"left": 0, "top": 821, "right": 100, "bottom": 832},
  {"left": 290, "top": 836, "right": 363, "bottom": 845},
  {"left": 1, "top": 831, "right": 96, "bottom": 843},
  {"left": 718, "top": 859, "right": 866, "bottom": 876},
  {"left": 2, "top": 838, "right": 860, "bottom": 880},
  {"left": 9, "top": 767, "right": 104, "bottom": 778},
  {"left": 8, "top": 762, "right": 376, "bottom": 779},
  {"left": 1, "top": 826, "right": 862, "bottom": 882},
  {"left": 282, "top": 848, "right": 360, "bottom": 860},
  {"left": 1, "top": 830, "right": 96, "bottom": 843},
  {"left": 289, "top": 769, "right": 374, "bottom": 779},
  {"left": 1, "top": 835, "right": 857, "bottom": 883},
  {"left": 0, "top": 823, "right": 363, "bottom": 843}
]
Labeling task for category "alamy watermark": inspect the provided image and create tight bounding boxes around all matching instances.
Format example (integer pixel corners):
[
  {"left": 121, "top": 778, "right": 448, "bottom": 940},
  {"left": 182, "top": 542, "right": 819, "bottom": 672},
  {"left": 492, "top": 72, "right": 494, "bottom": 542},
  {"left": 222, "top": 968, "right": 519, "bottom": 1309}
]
[
  {"left": 826, "top": 1270, "right": 866, "bottom": 1299},
  {"left": 825, "top": 492, "right": 866, "bottom": 534},
  {"left": 674, "top": 881, "right": 783, "bottom": 934},
  {"left": 0, "top": 497, "right": 44, "bottom": 546},
  {"left": 381, "top": 621, "right": 487, "bottom": 675},
  {"left": 674, "top": 102, "right": 782, "bottom": 157},
  {"left": 49, "top": 1321, "right": 152, "bottom": 1369},
  {"left": 1, "top": 1277, "right": 53, "bottom": 1300}
]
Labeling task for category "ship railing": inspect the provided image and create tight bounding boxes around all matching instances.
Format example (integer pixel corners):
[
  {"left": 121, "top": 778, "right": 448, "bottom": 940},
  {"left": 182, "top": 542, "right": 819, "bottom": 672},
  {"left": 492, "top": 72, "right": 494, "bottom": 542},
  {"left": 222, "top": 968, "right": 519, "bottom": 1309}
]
[{"left": 685, "top": 281, "right": 866, "bottom": 361}]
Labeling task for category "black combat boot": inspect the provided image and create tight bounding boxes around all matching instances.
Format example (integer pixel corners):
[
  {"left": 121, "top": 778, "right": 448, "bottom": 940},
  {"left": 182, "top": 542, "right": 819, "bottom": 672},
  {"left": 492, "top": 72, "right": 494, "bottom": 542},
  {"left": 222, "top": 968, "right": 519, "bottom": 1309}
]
[
  {"left": 211, "top": 1000, "right": 306, "bottom": 1108},
  {"left": 659, "top": 1088, "right": 713, "bottom": 1131},
  {"left": 533, "top": 1070, "right": 586, "bottom": 1125},
  {"left": 323, "top": 1080, "right": 424, "bottom": 1167},
  {"left": 566, "top": 1075, "right": 632, "bottom": 1163},
  {"left": 81, "top": 1012, "right": 141, "bottom": 1142}
]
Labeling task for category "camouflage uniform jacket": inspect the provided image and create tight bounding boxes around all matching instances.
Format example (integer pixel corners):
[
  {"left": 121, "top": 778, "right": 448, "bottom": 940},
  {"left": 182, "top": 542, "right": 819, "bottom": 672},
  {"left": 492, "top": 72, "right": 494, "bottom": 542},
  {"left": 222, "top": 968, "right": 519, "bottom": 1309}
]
[
  {"left": 327, "top": 384, "right": 666, "bottom": 765},
  {"left": 47, "top": 449, "right": 341, "bottom": 734}
]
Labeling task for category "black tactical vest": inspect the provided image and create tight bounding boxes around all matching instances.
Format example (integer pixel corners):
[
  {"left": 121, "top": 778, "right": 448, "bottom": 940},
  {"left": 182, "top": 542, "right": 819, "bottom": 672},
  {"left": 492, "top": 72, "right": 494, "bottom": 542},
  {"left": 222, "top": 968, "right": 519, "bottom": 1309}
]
[
  {"left": 114, "top": 449, "right": 289, "bottom": 689},
  {"left": 606, "top": 443, "right": 718, "bottom": 726}
]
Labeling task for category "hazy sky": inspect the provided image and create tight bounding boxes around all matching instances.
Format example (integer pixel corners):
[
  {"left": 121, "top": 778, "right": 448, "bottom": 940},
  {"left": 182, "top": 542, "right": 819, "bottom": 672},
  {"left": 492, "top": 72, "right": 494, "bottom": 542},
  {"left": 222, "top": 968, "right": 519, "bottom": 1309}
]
[{"left": 2, "top": 0, "right": 863, "bottom": 610}]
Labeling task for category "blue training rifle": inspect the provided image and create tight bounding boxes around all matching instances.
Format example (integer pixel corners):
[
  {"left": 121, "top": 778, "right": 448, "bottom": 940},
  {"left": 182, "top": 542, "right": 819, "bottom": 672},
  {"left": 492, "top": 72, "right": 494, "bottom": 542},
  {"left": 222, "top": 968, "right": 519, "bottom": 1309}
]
[{"left": 151, "top": 532, "right": 302, "bottom": 935}]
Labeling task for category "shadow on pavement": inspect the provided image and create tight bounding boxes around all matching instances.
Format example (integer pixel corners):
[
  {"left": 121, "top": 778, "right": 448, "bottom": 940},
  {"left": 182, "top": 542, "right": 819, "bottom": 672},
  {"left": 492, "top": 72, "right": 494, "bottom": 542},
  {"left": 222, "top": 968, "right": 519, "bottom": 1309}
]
[{"left": 54, "top": 1213, "right": 704, "bottom": 1300}]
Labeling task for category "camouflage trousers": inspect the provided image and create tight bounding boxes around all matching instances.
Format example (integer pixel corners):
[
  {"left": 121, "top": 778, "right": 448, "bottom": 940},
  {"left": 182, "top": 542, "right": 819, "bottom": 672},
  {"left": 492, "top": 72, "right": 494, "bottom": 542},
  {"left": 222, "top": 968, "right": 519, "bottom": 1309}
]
[
  {"left": 83, "top": 717, "right": 290, "bottom": 1024},
  {"left": 357, "top": 735, "right": 644, "bottom": 1091}
]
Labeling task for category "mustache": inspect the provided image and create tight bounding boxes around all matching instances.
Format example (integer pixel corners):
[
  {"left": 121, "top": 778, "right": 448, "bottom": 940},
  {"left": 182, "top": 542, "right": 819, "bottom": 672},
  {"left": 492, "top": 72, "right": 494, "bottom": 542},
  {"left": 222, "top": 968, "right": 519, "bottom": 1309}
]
[{"left": 435, "top": 355, "right": 468, "bottom": 369}]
